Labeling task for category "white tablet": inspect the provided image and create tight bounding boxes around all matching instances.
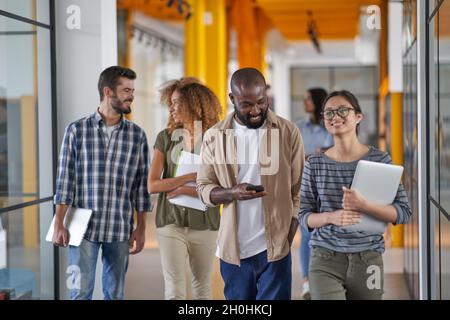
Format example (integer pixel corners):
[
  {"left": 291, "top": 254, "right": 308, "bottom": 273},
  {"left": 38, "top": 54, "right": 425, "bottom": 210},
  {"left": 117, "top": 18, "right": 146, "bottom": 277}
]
[{"left": 342, "top": 160, "right": 404, "bottom": 234}]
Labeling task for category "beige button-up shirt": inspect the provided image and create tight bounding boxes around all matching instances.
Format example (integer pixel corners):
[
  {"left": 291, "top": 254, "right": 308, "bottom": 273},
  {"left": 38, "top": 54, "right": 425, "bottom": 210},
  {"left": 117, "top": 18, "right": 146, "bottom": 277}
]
[{"left": 197, "top": 110, "right": 304, "bottom": 266}]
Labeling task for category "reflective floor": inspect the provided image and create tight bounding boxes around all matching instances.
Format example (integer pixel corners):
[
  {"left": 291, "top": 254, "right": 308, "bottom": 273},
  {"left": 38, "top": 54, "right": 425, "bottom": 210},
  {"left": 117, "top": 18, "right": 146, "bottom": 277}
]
[{"left": 124, "top": 213, "right": 411, "bottom": 300}]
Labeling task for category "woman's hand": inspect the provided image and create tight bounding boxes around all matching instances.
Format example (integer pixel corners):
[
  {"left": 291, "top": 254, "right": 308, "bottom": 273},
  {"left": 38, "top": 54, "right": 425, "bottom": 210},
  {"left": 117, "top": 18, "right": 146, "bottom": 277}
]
[
  {"left": 342, "top": 186, "right": 368, "bottom": 212},
  {"left": 185, "top": 172, "right": 197, "bottom": 182},
  {"left": 167, "top": 187, "right": 183, "bottom": 199},
  {"left": 327, "top": 209, "right": 361, "bottom": 227},
  {"left": 167, "top": 186, "right": 198, "bottom": 199}
]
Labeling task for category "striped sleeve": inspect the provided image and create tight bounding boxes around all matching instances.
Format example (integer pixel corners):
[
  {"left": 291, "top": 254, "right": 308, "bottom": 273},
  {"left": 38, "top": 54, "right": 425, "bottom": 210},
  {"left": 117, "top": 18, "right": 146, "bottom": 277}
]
[
  {"left": 133, "top": 130, "right": 152, "bottom": 212},
  {"left": 298, "top": 159, "right": 318, "bottom": 232},
  {"left": 54, "top": 124, "right": 76, "bottom": 205},
  {"left": 379, "top": 153, "right": 412, "bottom": 225}
]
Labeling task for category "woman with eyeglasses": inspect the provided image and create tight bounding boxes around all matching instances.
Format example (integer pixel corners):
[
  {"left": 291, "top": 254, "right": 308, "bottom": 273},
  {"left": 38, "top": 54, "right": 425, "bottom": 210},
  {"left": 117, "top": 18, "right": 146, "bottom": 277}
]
[
  {"left": 298, "top": 90, "right": 412, "bottom": 300},
  {"left": 295, "top": 87, "right": 333, "bottom": 300}
]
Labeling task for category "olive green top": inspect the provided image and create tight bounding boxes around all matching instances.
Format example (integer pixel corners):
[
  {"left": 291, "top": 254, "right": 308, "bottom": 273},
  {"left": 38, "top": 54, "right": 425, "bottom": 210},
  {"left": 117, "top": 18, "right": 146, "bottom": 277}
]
[{"left": 153, "top": 129, "right": 220, "bottom": 230}]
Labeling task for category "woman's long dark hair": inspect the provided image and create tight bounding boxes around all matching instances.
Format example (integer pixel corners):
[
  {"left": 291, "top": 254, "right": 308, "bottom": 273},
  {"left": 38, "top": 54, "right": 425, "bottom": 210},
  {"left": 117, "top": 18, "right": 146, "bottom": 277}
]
[{"left": 308, "top": 87, "right": 328, "bottom": 125}]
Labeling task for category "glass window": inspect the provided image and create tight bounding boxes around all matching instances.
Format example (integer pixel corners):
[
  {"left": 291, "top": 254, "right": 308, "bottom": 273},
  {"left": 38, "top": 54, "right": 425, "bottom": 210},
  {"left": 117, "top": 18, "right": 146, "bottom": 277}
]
[
  {"left": 431, "top": 203, "right": 441, "bottom": 299},
  {"left": 291, "top": 67, "right": 330, "bottom": 96},
  {"left": 403, "top": 31, "right": 419, "bottom": 299},
  {"left": 403, "top": 0, "right": 416, "bottom": 52},
  {"left": 0, "top": 202, "right": 55, "bottom": 300},
  {"left": 0, "top": 2, "right": 54, "bottom": 301},
  {"left": 430, "top": 10, "right": 440, "bottom": 200},
  {"left": 333, "top": 67, "right": 377, "bottom": 95},
  {"left": 0, "top": 16, "right": 53, "bottom": 209},
  {"left": 0, "top": 0, "right": 50, "bottom": 25},
  {"left": 440, "top": 211, "right": 450, "bottom": 299},
  {"left": 439, "top": 0, "right": 450, "bottom": 213}
]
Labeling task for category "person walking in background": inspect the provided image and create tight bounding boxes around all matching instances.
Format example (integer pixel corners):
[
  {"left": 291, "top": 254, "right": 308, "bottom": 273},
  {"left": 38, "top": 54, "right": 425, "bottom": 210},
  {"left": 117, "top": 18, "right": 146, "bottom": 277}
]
[
  {"left": 197, "top": 68, "right": 304, "bottom": 300},
  {"left": 294, "top": 87, "right": 333, "bottom": 299},
  {"left": 148, "top": 78, "right": 222, "bottom": 300},
  {"left": 53, "top": 66, "right": 151, "bottom": 300},
  {"left": 299, "top": 90, "right": 412, "bottom": 300},
  {"left": 295, "top": 88, "right": 333, "bottom": 156}
]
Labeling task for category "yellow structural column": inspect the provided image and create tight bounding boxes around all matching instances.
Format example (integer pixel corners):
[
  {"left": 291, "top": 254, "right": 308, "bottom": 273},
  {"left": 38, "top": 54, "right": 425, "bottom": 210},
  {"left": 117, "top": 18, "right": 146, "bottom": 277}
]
[
  {"left": 255, "top": 8, "right": 272, "bottom": 79},
  {"left": 22, "top": 0, "right": 38, "bottom": 249},
  {"left": 21, "top": 96, "right": 38, "bottom": 249},
  {"left": 185, "top": 0, "right": 206, "bottom": 83},
  {"left": 230, "top": 0, "right": 270, "bottom": 75},
  {"left": 231, "top": 0, "right": 261, "bottom": 70},
  {"left": 185, "top": 0, "right": 227, "bottom": 116},
  {"left": 205, "top": 0, "right": 227, "bottom": 115},
  {"left": 391, "top": 92, "right": 404, "bottom": 247}
]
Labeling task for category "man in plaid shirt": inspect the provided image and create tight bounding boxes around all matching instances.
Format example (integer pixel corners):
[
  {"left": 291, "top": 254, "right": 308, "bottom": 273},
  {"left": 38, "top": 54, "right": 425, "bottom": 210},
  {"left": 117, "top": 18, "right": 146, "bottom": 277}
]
[{"left": 53, "top": 66, "right": 151, "bottom": 300}]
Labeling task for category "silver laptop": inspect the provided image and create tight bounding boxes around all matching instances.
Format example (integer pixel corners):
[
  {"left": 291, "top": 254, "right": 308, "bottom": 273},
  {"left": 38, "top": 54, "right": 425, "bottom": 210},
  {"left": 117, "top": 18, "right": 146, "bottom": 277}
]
[{"left": 342, "top": 160, "right": 404, "bottom": 234}]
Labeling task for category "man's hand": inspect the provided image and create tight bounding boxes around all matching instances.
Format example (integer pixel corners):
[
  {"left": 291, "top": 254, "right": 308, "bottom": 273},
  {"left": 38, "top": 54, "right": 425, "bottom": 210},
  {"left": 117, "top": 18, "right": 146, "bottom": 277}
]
[
  {"left": 129, "top": 226, "right": 145, "bottom": 255},
  {"left": 231, "top": 183, "right": 267, "bottom": 201},
  {"left": 52, "top": 223, "right": 69, "bottom": 247},
  {"left": 210, "top": 183, "right": 267, "bottom": 205},
  {"left": 287, "top": 217, "right": 298, "bottom": 246},
  {"left": 342, "top": 186, "right": 368, "bottom": 212}
]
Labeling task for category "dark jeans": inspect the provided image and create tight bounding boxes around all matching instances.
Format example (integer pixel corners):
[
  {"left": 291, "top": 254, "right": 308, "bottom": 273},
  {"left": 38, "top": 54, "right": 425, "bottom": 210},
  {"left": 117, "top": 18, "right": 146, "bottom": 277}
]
[{"left": 220, "top": 250, "right": 292, "bottom": 300}]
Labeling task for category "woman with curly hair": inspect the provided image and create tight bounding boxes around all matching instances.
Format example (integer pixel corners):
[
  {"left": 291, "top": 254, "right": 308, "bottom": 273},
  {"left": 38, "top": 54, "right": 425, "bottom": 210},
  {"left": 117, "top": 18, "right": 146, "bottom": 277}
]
[{"left": 148, "top": 78, "right": 222, "bottom": 300}]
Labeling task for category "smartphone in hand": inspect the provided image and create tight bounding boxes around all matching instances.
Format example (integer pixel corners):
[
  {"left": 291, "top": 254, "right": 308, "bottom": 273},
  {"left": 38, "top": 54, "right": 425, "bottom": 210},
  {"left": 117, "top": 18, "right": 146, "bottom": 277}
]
[{"left": 246, "top": 185, "right": 265, "bottom": 192}]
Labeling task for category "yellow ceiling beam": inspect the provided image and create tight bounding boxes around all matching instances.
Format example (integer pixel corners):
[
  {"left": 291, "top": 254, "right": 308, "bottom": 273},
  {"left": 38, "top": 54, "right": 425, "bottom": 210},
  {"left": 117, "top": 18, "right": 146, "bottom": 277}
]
[
  {"left": 268, "top": 11, "right": 359, "bottom": 18},
  {"left": 283, "top": 33, "right": 359, "bottom": 41},
  {"left": 231, "top": 0, "right": 268, "bottom": 71},
  {"left": 255, "top": 0, "right": 381, "bottom": 40},
  {"left": 117, "top": 0, "right": 184, "bottom": 21}
]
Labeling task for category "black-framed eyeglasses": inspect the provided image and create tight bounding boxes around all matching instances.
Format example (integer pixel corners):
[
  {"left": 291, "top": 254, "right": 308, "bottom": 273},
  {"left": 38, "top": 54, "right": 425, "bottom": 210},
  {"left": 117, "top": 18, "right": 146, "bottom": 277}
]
[{"left": 321, "top": 107, "right": 355, "bottom": 120}]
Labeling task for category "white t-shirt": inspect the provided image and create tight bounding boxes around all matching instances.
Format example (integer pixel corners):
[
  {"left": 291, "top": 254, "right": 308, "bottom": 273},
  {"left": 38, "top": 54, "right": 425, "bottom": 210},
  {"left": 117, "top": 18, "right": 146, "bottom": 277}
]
[
  {"left": 102, "top": 123, "right": 119, "bottom": 141},
  {"left": 232, "top": 119, "right": 267, "bottom": 259}
]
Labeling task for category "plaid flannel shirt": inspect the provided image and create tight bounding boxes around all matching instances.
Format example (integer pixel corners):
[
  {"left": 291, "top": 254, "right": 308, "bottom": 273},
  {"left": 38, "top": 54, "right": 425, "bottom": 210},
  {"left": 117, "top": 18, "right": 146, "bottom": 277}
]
[{"left": 54, "top": 111, "right": 151, "bottom": 242}]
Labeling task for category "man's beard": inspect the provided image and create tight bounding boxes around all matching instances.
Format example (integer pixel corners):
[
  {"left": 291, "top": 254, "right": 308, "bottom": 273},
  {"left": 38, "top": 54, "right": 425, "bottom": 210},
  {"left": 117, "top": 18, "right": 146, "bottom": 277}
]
[
  {"left": 110, "top": 94, "right": 132, "bottom": 115},
  {"left": 234, "top": 106, "right": 268, "bottom": 129}
]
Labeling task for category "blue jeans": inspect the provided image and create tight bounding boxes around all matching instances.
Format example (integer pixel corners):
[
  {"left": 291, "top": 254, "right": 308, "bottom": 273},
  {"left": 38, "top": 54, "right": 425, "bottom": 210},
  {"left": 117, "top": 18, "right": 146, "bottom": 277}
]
[
  {"left": 220, "top": 250, "right": 292, "bottom": 300},
  {"left": 68, "top": 239, "right": 129, "bottom": 300},
  {"left": 299, "top": 225, "right": 311, "bottom": 278}
]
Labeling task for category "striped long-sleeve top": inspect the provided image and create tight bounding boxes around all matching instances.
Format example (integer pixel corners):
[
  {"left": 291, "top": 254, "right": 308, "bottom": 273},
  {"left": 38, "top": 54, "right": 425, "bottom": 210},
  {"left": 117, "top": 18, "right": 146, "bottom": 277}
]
[{"left": 299, "top": 146, "right": 412, "bottom": 253}]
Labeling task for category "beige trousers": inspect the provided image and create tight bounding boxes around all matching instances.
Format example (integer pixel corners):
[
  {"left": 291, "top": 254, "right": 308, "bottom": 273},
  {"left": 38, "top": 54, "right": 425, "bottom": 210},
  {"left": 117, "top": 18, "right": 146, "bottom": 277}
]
[{"left": 156, "top": 224, "right": 218, "bottom": 300}]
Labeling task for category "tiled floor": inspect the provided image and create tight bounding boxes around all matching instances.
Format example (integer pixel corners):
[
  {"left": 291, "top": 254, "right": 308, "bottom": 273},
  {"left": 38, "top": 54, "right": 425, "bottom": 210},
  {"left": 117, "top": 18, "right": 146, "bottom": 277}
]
[{"left": 124, "top": 215, "right": 411, "bottom": 300}]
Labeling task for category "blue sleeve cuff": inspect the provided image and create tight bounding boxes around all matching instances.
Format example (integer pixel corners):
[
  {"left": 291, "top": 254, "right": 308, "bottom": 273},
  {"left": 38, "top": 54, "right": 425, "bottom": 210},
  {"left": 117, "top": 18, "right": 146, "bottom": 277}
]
[{"left": 53, "top": 194, "right": 73, "bottom": 205}]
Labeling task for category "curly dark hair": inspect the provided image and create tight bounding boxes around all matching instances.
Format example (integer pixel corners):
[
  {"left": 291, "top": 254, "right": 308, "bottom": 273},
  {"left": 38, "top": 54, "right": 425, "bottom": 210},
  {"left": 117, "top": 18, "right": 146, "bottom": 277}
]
[{"left": 159, "top": 78, "right": 222, "bottom": 135}]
